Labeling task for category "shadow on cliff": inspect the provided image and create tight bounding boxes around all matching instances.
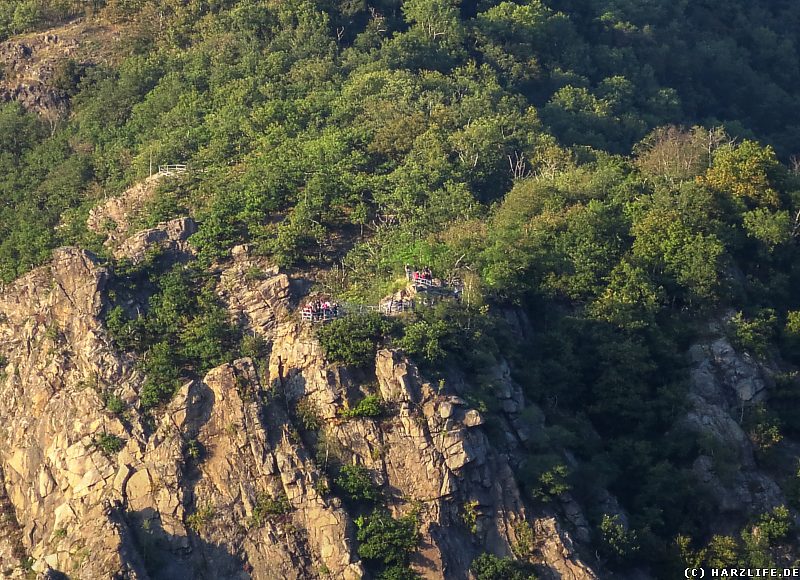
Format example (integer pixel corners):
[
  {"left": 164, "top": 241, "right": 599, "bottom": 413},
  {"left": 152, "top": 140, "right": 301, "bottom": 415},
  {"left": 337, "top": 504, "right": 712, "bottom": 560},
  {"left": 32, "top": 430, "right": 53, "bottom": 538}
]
[
  {"left": 122, "top": 505, "right": 250, "bottom": 580},
  {"left": 120, "top": 380, "right": 250, "bottom": 579}
]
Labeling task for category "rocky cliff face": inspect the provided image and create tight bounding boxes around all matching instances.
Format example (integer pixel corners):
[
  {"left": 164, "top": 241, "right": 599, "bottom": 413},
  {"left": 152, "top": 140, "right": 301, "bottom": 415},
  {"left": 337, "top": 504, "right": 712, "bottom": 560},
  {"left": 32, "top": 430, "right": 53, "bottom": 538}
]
[
  {"left": 0, "top": 247, "right": 148, "bottom": 579},
  {"left": 683, "top": 319, "right": 786, "bottom": 528},
  {"left": 0, "top": 20, "right": 119, "bottom": 119},
  {"left": 1, "top": 204, "right": 791, "bottom": 579},
  {"left": 0, "top": 220, "right": 595, "bottom": 579}
]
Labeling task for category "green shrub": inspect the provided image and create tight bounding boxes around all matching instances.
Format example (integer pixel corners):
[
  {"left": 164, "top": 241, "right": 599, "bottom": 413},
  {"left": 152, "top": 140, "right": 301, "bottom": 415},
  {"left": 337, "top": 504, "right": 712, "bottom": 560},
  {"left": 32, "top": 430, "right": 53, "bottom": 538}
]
[
  {"left": 730, "top": 310, "right": 777, "bottom": 359},
  {"left": 378, "top": 565, "right": 422, "bottom": 580},
  {"left": 294, "top": 396, "right": 322, "bottom": 431},
  {"left": 185, "top": 439, "right": 202, "bottom": 460},
  {"left": 139, "top": 341, "right": 181, "bottom": 410},
  {"left": 45, "top": 324, "right": 62, "bottom": 343},
  {"left": 140, "top": 377, "right": 179, "bottom": 410},
  {"left": 137, "top": 184, "right": 188, "bottom": 229},
  {"left": 339, "top": 395, "right": 383, "bottom": 420},
  {"left": 395, "top": 319, "right": 450, "bottom": 363},
  {"left": 241, "top": 334, "right": 270, "bottom": 360},
  {"left": 108, "top": 261, "right": 240, "bottom": 411},
  {"left": 685, "top": 506, "right": 793, "bottom": 569},
  {"left": 511, "top": 521, "right": 535, "bottom": 559},
  {"left": 356, "top": 510, "right": 419, "bottom": 572},
  {"left": 743, "top": 404, "right": 783, "bottom": 453},
  {"left": 335, "top": 464, "right": 379, "bottom": 504},
  {"left": 704, "top": 535, "right": 740, "bottom": 568},
  {"left": 51, "top": 58, "right": 84, "bottom": 96},
  {"left": 103, "top": 391, "right": 126, "bottom": 415},
  {"left": 470, "top": 553, "right": 537, "bottom": 580},
  {"left": 245, "top": 266, "right": 268, "bottom": 282},
  {"left": 599, "top": 514, "right": 640, "bottom": 565},
  {"left": 249, "top": 492, "right": 292, "bottom": 527},
  {"left": 394, "top": 301, "right": 502, "bottom": 370},
  {"left": 461, "top": 500, "right": 479, "bottom": 534},
  {"left": 93, "top": 433, "right": 125, "bottom": 455},
  {"left": 752, "top": 505, "right": 792, "bottom": 545},
  {"left": 186, "top": 503, "right": 215, "bottom": 533},
  {"left": 317, "top": 313, "right": 393, "bottom": 367},
  {"left": 781, "top": 312, "right": 800, "bottom": 363},
  {"left": 522, "top": 457, "right": 571, "bottom": 502}
]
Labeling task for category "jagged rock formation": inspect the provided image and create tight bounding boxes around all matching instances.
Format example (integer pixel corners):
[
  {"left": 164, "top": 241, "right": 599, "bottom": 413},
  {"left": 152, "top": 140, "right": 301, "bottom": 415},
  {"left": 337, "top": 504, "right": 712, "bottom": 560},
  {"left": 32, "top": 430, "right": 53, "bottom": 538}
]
[
  {"left": 0, "top": 216, "right": 596, "bottom": 578},
  {"left": 86, "top": 176, "right": 163, "bottom": 249},
  {"left": 682, "top": 318, "right": 785, "bottom": 527},
  {"left": 0, "top": 465, "right": 27, "bottom": 578},
  {"left": 0, "top": 247, "right": 148, "bottom": 579},
  {"left": 218, "top": 247, "right": 291, "bottom": 340},
  {"left": 6, "top": 203, "right": 786, "bottom": 579},
  {"left": 0, "top": 20, "right": 119, "bottom": 118},
  {"left": 265, "top": 302, "right": 594, "bottom": 578},
  {"left": 114, "top": 217, "right": 197, "bottom": 263}
]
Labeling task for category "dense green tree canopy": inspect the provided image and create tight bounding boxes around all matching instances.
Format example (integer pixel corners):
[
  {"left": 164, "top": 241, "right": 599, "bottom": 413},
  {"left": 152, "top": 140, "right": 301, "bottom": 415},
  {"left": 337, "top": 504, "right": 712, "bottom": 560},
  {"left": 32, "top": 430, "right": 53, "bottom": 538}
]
[{"left": 1, "top": 0, "right": 800, "bottom": 576}]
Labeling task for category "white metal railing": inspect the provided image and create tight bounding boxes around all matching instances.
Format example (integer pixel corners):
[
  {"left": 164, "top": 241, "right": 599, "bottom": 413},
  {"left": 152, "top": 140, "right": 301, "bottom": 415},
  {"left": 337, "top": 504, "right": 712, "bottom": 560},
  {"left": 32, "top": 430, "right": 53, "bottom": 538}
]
[
  {"left": 379, "top": 299, "right": 415, "bottom": 314},
  {"left": 411, "top": 275, "right": 435, "bottom": 287},
  {"left": 158, "top": 164, "right": 188, "bottom": 176},
  {"left": 301, "top": 309, "right": 340, "bottom": 323}
]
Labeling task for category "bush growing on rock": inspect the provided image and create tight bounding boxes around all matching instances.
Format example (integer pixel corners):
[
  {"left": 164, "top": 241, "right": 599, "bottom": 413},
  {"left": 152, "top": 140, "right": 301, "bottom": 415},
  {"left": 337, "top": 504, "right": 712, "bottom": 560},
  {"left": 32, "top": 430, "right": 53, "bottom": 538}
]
[
  {"left": 335, "top": 464, "right": 380, "bottom": 504},
  {"left": 470, "top": 553, "right": 537, "bottom": 580},
  {"left": 743, "top": 404, "right": 783, "bottom": 453},
  {"left": 249, "top": 492, "right": 292, "bottom": 527},
  {"left": 520, "top": 456, "right": 571, "bottom": 502},
  {"left": 461, "top": 500, "right": 479, "bottom": 534},
  {"left": 186, "top": 503, "right": 215, "bottom": 533},
  {"left": 93, "top": 432, "right": 125, "bottom": 456},
  {"left": 395, "top": 318, "right": 450, "bottom": 364},
  {"left": 679, "top": 506, "right": 794, "bottom": 570},
  {"left": 294, "top": 396, "right": 322, "bottom": 431},
  {"left": 103, "top": 391, "right": 126, "bottom": 415},
  {"left": 598, "top": 514, "right": 640, "bottom": 566},
  {"left": 107, "top": 260, "right": 240, "bottom": 410},
  {"left": 339, "top": 395, "right": 383, "bottom": 420},
  {"left": 394, "top": 301, "right": 503, "bottom": 372},
  {"left": 378, "top": 565, "right": 422, "bottom": 580},
  {"left": 356, "top": 510, "right": 419, "bottom": 576},
  {"left": 138, "top": 341, "right": 181, "bottom": 410},
  {"left": 136, "top": 182, "right": 189, "bottom": 229},
  {"left": 317, "top": 313, "right": 393, "bottom": 368},
  {"left": 742, "top": 505, "right": 792, "bottom": 557},
  {"left": 240, "top": 334, "right": 270, "bottom": 360},
  {"left": 729, "top": 310, "right": 777, "bottom": 359}
]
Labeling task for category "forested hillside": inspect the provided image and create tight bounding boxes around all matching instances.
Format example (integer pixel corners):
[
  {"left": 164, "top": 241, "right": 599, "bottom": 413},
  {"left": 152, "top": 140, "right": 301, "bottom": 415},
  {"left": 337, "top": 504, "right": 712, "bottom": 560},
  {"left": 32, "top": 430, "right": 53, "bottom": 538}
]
[{"left": 2, "top": 0, "right": 800, "bottom": 578}]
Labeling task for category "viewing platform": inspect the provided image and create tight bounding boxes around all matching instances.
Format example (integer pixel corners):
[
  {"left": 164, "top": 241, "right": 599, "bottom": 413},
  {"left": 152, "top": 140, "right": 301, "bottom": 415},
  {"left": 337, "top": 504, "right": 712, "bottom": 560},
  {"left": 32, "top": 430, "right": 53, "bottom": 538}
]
[
  {"left": 299, "top": 268, "right": 462, "bottom": 324},
  {"left": 157, "top": 164, "right": 188, "bottom": 177}
]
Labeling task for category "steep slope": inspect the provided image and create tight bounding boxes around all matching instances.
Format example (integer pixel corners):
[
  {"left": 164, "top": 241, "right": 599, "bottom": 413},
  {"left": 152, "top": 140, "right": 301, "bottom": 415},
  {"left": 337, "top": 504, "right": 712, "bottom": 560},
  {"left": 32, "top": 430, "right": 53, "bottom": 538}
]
[
  {"left": 0, "top": 217, "right": 595, "bottom": 579},
  {"left": 0, "top": 2, "right": 799, "bottom": 577},
  {"left": 0, "top": 19, "right": 119, "bottom": 117},
  {"left": 684, "top": 319, "right": 786, "bottom": 525}
]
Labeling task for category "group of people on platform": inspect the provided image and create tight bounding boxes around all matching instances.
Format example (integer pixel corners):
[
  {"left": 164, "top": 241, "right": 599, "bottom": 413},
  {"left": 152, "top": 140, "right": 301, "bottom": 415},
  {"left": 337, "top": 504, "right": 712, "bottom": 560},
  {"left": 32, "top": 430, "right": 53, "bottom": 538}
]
[
  {"left": 301, "top": 266, "right": 468, "bottom": 323},
  {"left": 302, "top": 299, "right": 340, "bottom": 321},
  {"left": 404, "top": 264, "right": 435, "bottom": 284}
]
